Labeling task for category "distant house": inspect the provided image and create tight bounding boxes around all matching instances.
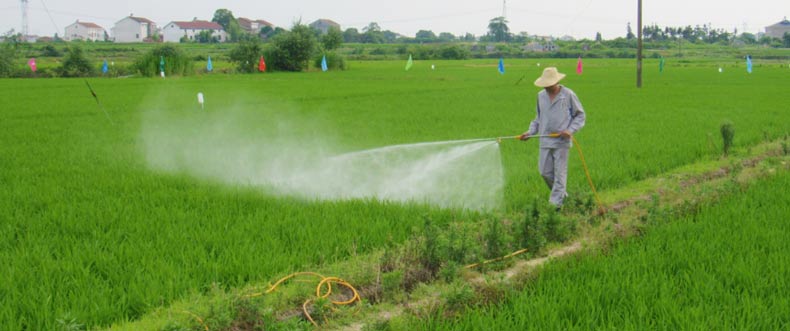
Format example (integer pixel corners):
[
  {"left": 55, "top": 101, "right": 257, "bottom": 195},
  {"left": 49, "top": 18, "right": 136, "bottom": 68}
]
[
  {"left": 238, "top": 17, "right": 273, "bottom": 34},
  {"left": 522, "top": 41, "right": 558, "bottom": 52},
  {"left": 765, "top": 17, "right": 790, "bottom": 39},
  {"left": 64, "top": 20, "right": 106, "bottom": 41},
  {"left": 112, "top": 15, "right": 157, "bottom": 42},
  {"left": 309, "top": 19, "right": 340, "bottom": 34},
  {"left": 162, "top": 20, "right": 227, "bottom": 42}
]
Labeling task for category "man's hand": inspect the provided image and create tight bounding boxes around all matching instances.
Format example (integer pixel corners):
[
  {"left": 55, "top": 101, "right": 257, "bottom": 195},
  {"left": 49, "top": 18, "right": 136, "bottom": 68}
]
[
  {"left": 559, "top": 130, "right": 572, "bottom": 139},
  {"left": 519, "top": 133, "right": 530, "bottom": 141}
]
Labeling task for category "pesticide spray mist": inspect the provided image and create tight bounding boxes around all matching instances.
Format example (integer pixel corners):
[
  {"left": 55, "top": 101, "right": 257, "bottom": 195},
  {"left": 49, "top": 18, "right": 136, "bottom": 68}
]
[{"left": 140, "top": 104, "right": 504, "bottom": 210}]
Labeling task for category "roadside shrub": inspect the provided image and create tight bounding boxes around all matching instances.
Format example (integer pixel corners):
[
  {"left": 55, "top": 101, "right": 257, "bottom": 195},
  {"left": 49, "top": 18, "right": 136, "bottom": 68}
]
[
  {"left": 0, "top": 44, "right": 17, "bottom": 78},
  {"left": 312, "top": 52, "right": 346, "bottom": 70},
  {"left": 133, "top": 44, "right": 193, "bottom": 77},
  {"left": 720, "top": 120, "right": 735, "bottom": 156},
  {"left": 438, "top": 44, "right": 470, "bottom": 60},
  {"left": 229, "top": 40, "right": 264, "bottom": 73},
  {"left": 268, "top": 23, "right": 317, "bottom": 71},
  {"left": 57, "top": 45, "right": 95, "bottom": 77},
  {"left": 39, "top": 44, "right": 61, "bottom": 57}
]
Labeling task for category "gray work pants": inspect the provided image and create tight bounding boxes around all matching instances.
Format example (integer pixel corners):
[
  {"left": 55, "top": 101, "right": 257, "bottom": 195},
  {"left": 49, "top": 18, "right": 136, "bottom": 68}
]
[{"left": 539, "top": 147, "right": 569, "bottom": 207}]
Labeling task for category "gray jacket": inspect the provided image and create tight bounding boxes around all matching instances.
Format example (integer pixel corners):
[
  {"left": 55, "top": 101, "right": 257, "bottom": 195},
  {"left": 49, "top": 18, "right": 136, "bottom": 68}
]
[{"left": 526, "top": 85, "right": 586, "bottom": 148}]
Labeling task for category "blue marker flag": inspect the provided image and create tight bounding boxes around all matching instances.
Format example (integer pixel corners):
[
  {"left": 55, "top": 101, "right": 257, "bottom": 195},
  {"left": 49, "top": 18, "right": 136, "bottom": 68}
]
[
  {"left": 207, "top": 56, "right": 213, "bottom": 72},
  {"left": 102, "top": 60, "right": 108, "bottom": 74},
  {"left": 746, "top": 55, "right": 752, "bottom": 73},
  {"left": 498, "top": 58, "right": 505, "bottom": 74},
  {"left": 321, "top": 55, "right": 328, "bottom": 72}
]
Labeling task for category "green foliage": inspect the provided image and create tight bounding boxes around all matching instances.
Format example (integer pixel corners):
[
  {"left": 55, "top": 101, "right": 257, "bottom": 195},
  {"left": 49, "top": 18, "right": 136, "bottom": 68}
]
[
  {"left": 444, "top": 281, "right": 475, "bottom": 311},
  {"left": 483, "top": 218, "right": 506, "bottom": 260},
  {"left": 269, "top": 23, "right": 317, "bottom": 71},
  {"left": 519, "top": 199, "right": 546, "bottom": 253},
  {"left": 196, "top": 30, "right": 220, "bottom": 43},
  {"left": 133, "top": 44, "right": 193, "bottom": 77},
  {"left": 40, "top": 44, "right": 62, "bottom": 57},
  {"left": 312, "top": 52, "right": 346, "bottom": 70},
  {"left": 3, "top": 59, "right": 790, "bottom": 329},
  {"left": 414, "top": 173, "right": 790, "bottom": 330},
  {"left": 0, "top": 43, "right": 17, "bottom": 77},
  {"left": 721, "top": 120, "right": 735, "bottom": 156},
  {"left": 420, "top": 216, "right": 442, "bottom": 275},
  {"left": 486, "top": 16, "right": 511, "bottom": 42},
  {"left": 322, "top": 27, "right": 344, "bottom": 50},
  {"left": 212, "top": 8, "right": 243, "bottom": 42},
  {"left": 229, "top": 40, "right": 264, "bottom": 73},
  {"left": 57, "top": 46, "right": 95, "bottom": 77}
]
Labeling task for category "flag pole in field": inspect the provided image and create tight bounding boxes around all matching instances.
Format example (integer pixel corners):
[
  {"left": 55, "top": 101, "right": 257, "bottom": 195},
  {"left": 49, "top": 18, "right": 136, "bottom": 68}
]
[{"left": 636, "top": 0, "right": 643, "bottom": 88}]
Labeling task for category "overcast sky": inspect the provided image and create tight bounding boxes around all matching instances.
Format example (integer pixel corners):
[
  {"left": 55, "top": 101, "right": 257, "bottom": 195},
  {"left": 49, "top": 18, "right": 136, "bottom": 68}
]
[{"left": 2, "top": 0, "right": 788, "bottom": 40}]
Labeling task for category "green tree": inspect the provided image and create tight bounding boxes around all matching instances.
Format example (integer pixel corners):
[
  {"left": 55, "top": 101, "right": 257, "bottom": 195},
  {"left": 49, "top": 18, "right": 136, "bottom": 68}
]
[
  {"left": 58, "top": 46, "right": 95, "bottom": 77},
  {"left": 0, "top": 42, "right": 17, "bottom": 77},
  {"left": 438, "top": 32, "right": 456, "bottom": 42},
  {"left": 343, "top": 28, "right": 360, "bottom": 43},
  {"left": 626, "top": 22, "right": 635, "bottom": 39},
  {"left": 321, "top": 27, "right": 343, "bottom": 50},
  {"left": 415, "top": 30, "right": 437, "bottom": 42},
  {"left": 487, "top": 17, "right": 511, "bottom": 42},
  {"left": 269, "top": 23, "right": 317, "bottom": 71},
  {"left": 229, "top": 40, "right": 264, "bottom": 73},
  {"left": 783, "top": 32, "right": 790, "bottom": 48},
  {"left": 212, "top": 8, "right": 242, "bottom": 41},
  {"left": 361, "top": 22, "right": 385, "bottom": 43},
  {"left": 382, "top": 30, "right": 399, "bottom": 43},
  {"left": 595, "top": 32, "right": 602, "bottom": 42}
]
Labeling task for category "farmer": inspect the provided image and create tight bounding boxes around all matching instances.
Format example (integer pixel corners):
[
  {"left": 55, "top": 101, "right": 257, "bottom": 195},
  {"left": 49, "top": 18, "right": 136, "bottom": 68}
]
[{"left": 519, "top": 67, "right": 586, "bottom": 209}]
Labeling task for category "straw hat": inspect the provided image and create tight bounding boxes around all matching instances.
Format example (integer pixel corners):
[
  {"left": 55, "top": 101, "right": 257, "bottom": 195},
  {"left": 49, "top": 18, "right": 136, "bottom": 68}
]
[{"left": 534, "top": 67, "right": 566, "bottom": 87}]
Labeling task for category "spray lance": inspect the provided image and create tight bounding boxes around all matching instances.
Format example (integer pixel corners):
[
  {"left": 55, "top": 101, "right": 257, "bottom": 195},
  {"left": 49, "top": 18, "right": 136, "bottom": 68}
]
[{"left": 495, "top": 133, "right": 560, "bottom": 144}]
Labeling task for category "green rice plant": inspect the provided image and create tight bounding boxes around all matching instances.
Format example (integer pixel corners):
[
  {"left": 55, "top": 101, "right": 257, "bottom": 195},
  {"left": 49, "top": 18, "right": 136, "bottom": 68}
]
[
  {"left": 415, "top": 172, "right": 790, "bottom": 330},
  {"left": 3, "top": 58, "right": 790, "bottom": 329},
  {"left": 419, "top": 216, "right": 443, "bottom": 276}
]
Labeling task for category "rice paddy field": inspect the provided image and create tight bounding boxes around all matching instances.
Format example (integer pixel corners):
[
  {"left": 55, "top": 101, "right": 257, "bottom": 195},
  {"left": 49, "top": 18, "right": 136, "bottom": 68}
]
[
  {"left": 410, "top": 171, "right": 790, "bottom": 330},
  {"left": 2, "top": 58, "right": 789, "bottom": 330}
]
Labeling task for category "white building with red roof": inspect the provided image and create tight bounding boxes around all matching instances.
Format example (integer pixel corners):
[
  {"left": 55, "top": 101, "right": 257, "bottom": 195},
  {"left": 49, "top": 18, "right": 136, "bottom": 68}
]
[
  {"left": 162, "top": 19, "right": 227, "bottom": 42},
  {"left": 64, "top": 20, "right": 107, "bottom": 41},
  {"left": 238, "top": 17, "right": 274, "bottom": 34},
  {"left": 112, "top": 15, "right": 157, "bottom": 43}
]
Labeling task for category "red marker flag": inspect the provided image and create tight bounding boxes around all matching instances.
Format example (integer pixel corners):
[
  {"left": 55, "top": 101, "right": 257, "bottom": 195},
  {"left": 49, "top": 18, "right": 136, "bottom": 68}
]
[
  {"left": 576, "top": 56, "right": 583, "bottom": 75},
  {"left": 258, "top": 56, "right": 266, "bottom": 72},
  {"left": 28, "top": 58, "right": 37, "bottom": 72}
]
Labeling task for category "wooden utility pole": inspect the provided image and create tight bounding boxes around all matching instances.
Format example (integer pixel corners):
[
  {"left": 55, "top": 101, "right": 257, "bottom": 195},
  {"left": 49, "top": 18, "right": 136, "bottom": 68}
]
[{"left": 636, "top": 0, "right": 643, "bottom": 88}]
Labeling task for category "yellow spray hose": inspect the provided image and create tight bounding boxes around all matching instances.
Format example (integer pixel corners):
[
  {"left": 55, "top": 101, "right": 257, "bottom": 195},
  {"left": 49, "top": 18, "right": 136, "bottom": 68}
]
[
  {"left": 244, "top": 271, "right": 360, "bottom": 327},
  {"left": 517, "top": 133, "right": 605, "bottom": 214},
  {"left": 570, "top": 135, "right": 606, "bottom": 214}
]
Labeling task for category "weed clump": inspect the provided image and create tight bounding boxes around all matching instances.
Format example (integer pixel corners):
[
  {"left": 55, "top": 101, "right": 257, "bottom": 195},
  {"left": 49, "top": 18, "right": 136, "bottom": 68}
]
[{"left": 720, "top": 121, "right": 735, "bottom": 156}]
